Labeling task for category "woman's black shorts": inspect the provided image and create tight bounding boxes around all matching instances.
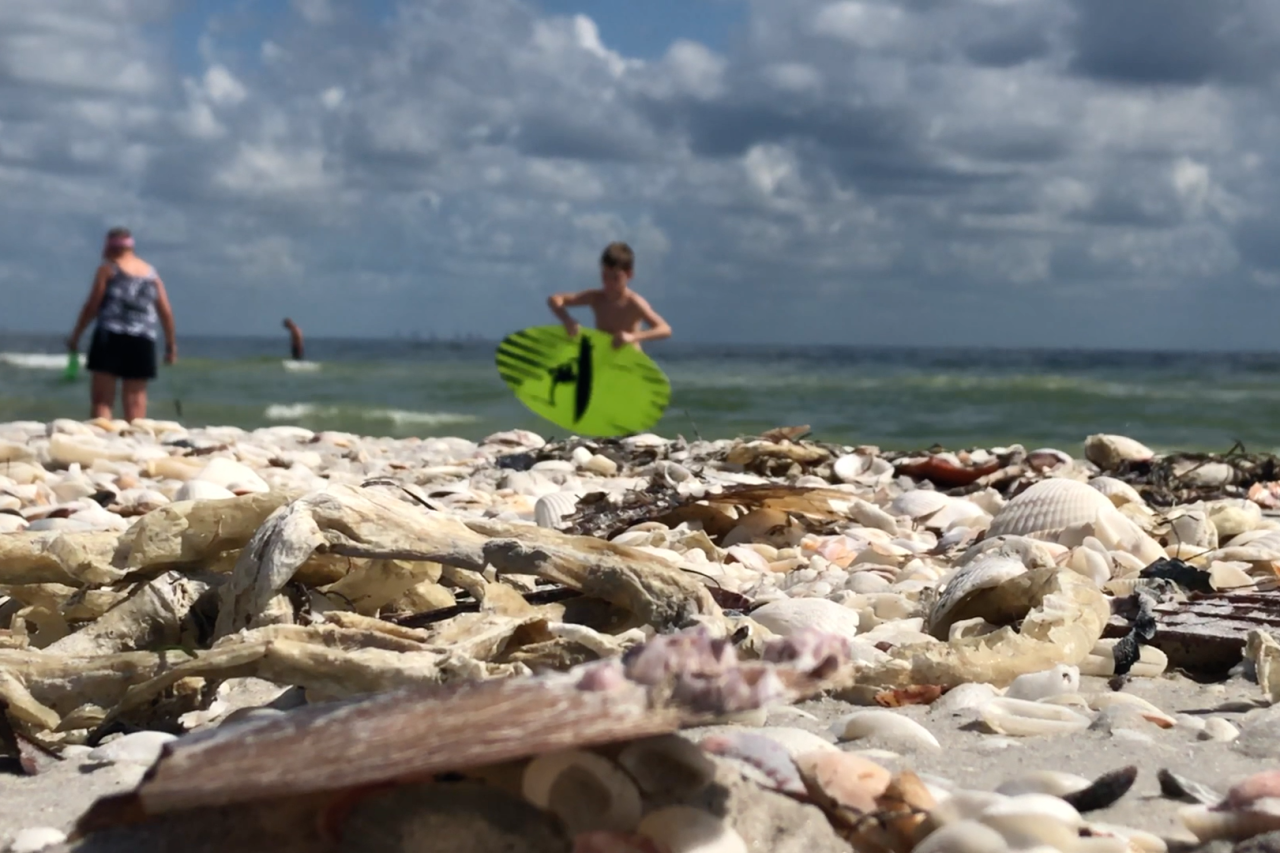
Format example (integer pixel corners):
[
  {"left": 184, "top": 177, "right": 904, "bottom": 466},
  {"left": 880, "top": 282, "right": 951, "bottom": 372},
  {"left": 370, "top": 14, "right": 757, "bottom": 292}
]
[{"left": 86, "top": 329, "right": 157, "bottom": 381}]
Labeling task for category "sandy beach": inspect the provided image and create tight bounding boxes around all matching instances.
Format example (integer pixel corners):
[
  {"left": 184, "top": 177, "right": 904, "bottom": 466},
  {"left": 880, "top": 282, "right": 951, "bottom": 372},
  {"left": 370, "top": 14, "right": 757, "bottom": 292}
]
[{"left": 0, "top": 418, "right": 1277, "bottom": 852}]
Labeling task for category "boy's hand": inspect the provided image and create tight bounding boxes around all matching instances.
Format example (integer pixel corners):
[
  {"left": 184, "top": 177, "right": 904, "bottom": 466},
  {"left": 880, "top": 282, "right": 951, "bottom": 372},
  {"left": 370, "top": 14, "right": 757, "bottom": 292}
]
[
  {"left": 562, "top": 320, "right": 580, "bottom": 339},
  {"left": 611, "top": 330, "right": 635, "bottom": 349}
]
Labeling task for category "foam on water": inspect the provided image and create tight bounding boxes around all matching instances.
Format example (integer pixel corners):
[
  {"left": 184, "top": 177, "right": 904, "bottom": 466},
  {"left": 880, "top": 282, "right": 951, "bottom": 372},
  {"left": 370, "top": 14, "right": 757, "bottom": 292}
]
[
  {"left": 282, "top": 360, "right": 321, "bottom": 372},
  {"left": 264, "top": 403, "right": 477, "bottom": 427},
  {"left": 1, "top": 352, "right": 84, "bottom": 370}
]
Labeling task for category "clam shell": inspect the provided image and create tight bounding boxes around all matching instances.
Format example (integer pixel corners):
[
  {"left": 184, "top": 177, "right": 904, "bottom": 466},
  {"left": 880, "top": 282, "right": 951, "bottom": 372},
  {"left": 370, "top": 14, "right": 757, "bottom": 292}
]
[
  {"left": 926, "top": 556, "right": 1027, "bottom": 639},
  {"left": 979, "top": 697, "right": 1092, "bottom": 737},
  {"left": 833, "top": 454, "right": 869, "bottom": 483},
  {"left": 889, "top": 490, "right": 951, "bottom": 520},
  {"left": 1003, "top": 665, "right": 1080, "bottom": 702},
  {"left": 522, "top": 749, "right": 643, "bottom": 834},
  {"left": 830, "top": 710, "right": 941, "bottom": 753},
  {"left": 749, "top": 598, "right": 859, "bottom": 640},
  {"left": 988, "top": 478, "right": 1118, "bottom": 541},
  {"left": 535, "top": 491, "right": 579, "bottom": 530}
]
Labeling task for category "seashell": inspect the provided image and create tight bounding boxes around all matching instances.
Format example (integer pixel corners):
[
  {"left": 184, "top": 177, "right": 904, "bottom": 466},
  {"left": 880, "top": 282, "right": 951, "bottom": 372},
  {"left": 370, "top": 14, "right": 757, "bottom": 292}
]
[
  {"left": 1209, "top": 561, "right": 1254, "bottom": 591},
  {"left": 174, "top": 480, "right": 236, "bottom": 502},
  {"left": 615, "top": 735, "right": 715, "bottom": 797},
  {"left": 1065, "top": 545, "right": 1111, "bottom": 586},
  {"left": 1174, "top": 460, "right": 1236, "bottom": 488},
  {"left": 911, "top": 819, "right": 1010, "bottom": 853},
  {"left": 833, "top": 454, "right": 869, "bottom": 483},
  {"left": 1081, "top": 823, "right": 1167, "bottom": 853},
  {"left": 1084, "top": 694, "right": 1175, "bottom": 728},
  {"left": 1027, "top": 447, "right": 1072, "bottom": 472},
  {"left": 1208, "top": 499, "right": 1262, "bottom": 538},
  {"left": 535, "top": 492, "right": 580, "bottom": 529},
  {"left": 925, "top": 556, "right": 1026, "bottom": 639},
  {"left": 924, "top": 499, "right": 989, "bottom": 532},
  {"left": 930, "top": 682, "right": 1000, "bottom": 715},
  {"left": 1084, "top": 434, "right": 1154, "bottom": 470},
  {"left": 956, "top": 534, "right": 1059, "bottom": 570},
  {"left": 889, "top": 489, "right": 951, "bottom": 520},
  {"left": 734, "top": 726, "right": 837, "bottom": 759},
  {"left": 697, "top": 731, "right": 807, "bottom": 795},
  {"left": 829, "top": 710, "right": 941, "bottom": 752},
  {"left": 722, "top": 509, "right": 803, "bottom": 549},
  {"left": 1197, "top": 716, "right": 1240, "bottom": 742},
  {"left": 637, "top": 806, "right": 747, "bottom": 853},
  {"left": 86, "top": 730, "right": 177, "bottom": 767},
  {"left": 7, "top": 827, "right": 67, "bottom": 853},
  {"left": 748, "top": 598, "right": 859, "bottom": 640},
  {"left": 978, "top": 793, "right": 1083, "bottom": 849},
  {"left": 1037, "top": 693, "right": 1091, "bottom": 711},
  {"left": 584, "top": 454, "right": 618, "bottom": 477},
  {"left": 1080, "top": 639, "right": 1167, "bottom": 678},
  {"left": 1088, "top": 476, "right": 1144, "bottom": 507},
  {"left": 522, "top": 749, "right": 643, "bottom": 834},
  {"left": 1164, "top": 506, "right": 1218, "bottom": 551},
  {"left": 1003, "top": 665, "right": 1080, "bottom": 702},
  {"left": 793, "top": 750, "right": 892, "bottom": 814},
  {"left": 996, "top": 771, "right": 1092, "bottom": 798},
  {"left": 979, "top": 697, "right": 1092, "bottom": 737},
  {"left": 987, "top": 478, "right": 1118, "bottom": 541},
  {"left": 192, "top": 457, "right": 270, "bottom": 493}
]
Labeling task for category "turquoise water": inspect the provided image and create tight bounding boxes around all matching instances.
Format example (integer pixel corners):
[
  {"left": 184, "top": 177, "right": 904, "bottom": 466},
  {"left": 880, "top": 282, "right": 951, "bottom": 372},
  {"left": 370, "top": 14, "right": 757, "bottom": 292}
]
[{"left": 2, "top": 333, "right": 1278, "bottom": 454}]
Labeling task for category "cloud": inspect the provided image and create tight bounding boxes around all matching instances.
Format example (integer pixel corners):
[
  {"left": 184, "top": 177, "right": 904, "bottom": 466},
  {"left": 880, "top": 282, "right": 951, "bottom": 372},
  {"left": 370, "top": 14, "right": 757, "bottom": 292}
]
[{"left": 3, "top": 0, "right": 1280, "bottom": 347}]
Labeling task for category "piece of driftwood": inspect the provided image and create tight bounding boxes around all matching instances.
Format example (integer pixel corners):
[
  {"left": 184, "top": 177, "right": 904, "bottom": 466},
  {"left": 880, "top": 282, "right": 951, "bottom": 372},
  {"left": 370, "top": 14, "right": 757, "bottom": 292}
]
[
  {"left": 1105, "top": 590, "right": 1280, "bottom": 673},
  {"left": 72, "top": 627, "right": 851, "bottom": 834}
]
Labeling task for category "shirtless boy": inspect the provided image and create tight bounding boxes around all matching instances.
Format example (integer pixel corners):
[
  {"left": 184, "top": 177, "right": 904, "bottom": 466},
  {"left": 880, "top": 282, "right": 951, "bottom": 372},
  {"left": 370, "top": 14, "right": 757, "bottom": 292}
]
[{"left": 547, "top": 242, "right": 672, "bottom": 351}]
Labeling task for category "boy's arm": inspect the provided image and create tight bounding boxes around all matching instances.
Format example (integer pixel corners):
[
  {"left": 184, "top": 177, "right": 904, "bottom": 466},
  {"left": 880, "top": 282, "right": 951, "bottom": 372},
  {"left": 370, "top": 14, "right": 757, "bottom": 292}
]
[
  {"left": 628, "top": 294, "right": 672, "bottom": 343},
  {"left": 547, "top": 289, "right": 596, "bottom": 335}
]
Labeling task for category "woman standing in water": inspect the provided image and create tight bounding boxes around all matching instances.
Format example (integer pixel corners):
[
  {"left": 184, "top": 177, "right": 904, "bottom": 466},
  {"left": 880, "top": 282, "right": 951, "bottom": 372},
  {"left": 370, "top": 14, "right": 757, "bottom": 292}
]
[{"left": 67, "top": 228, "right": 177, "bottom": 421}]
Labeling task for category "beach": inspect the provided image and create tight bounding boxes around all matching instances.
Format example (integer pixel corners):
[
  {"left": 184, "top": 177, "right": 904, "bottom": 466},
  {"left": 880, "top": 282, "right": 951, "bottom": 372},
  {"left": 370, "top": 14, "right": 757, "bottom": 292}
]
[{"left": 0, "top": 417, "right": 1277, "bottom": 852}]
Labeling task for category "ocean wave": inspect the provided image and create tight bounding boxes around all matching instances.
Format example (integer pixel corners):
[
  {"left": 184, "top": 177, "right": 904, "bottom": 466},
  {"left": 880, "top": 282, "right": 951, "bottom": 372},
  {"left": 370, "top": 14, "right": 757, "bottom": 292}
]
[
  {"left": 282, "top": 360, "right": 321, "bottom": 372},
  {"left": 264, "top": 403, "right": 477, "bottom": 427},
  {"left": 0, "top": 352, "right": 83, "bottom": 370}
]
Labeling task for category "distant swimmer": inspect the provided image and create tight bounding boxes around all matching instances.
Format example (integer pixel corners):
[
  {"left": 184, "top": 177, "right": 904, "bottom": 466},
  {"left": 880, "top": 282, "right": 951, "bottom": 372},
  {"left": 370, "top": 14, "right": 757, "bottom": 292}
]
[
  {"left": 546, "top": 242, "right": 672, "bottom": 352},
  {"left": 67, "top": 227, "right": 177, "bottom": 422},
  {"left": 283, "top": 318, "right": 305, "bottom": 361}
]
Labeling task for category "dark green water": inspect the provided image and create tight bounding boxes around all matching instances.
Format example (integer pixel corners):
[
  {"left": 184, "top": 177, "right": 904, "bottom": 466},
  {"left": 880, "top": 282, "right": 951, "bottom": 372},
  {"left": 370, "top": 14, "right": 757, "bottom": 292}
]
[{"left": 3, "top": 333, "right": 1278, "bottom": 454}]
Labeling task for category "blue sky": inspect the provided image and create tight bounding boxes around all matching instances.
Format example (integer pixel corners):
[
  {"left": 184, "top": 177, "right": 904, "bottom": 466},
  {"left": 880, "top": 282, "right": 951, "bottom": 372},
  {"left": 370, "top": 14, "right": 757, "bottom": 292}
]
[{"left": 2, "top": 0, "right": 1279, "bottom": 347}]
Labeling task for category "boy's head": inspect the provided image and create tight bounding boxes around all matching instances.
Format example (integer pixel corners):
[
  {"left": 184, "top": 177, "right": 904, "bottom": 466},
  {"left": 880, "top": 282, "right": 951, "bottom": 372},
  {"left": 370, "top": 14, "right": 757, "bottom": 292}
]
[{"left": 599, "top": 242, "right": 634, "bottom": 293}]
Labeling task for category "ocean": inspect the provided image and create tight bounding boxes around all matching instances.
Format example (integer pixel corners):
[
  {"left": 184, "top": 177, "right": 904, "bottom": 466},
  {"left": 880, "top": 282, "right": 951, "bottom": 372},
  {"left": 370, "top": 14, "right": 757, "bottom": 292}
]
[{"left": 2, "top": 332, "right": 1278, "bottom": 455}]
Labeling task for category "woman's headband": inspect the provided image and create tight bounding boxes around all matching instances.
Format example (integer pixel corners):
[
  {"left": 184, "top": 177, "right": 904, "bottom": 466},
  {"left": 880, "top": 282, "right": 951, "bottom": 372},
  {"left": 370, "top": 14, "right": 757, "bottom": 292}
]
[{"left": 105, "top": 235, "right": 134, "bottom": 249}]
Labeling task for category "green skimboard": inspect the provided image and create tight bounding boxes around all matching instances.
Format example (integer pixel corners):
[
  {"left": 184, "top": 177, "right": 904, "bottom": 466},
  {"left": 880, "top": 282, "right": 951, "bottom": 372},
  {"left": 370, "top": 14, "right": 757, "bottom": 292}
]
[{"left": 495, "top": 325, "right": 671, "bottom": 437}]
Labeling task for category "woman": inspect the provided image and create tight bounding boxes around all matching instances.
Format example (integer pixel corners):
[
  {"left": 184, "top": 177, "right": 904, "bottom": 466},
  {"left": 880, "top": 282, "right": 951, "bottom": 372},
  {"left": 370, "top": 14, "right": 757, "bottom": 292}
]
[{"left": 67, "top": 228, "right": 177, "bottom": 421}]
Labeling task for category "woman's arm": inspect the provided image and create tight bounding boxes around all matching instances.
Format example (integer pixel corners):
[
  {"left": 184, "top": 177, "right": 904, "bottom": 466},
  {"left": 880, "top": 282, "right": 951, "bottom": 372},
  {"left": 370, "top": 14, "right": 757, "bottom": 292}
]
[
  {"left": 154, "top": 279, "right": 177, "bottom": 363},
  {"left": 67, "top": 265, "right": 110, "bottom": 350}
]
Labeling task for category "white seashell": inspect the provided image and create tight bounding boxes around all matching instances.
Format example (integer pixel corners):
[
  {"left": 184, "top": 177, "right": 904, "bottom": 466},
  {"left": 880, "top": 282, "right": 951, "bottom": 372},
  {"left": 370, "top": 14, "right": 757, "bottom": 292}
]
[
  {"left": 988, "top": 478, "right": 1118, "bottom": 541},
  {"left": 1088, "top": 476, "right": 1145, "bottom": 506},
  {"left": 1082, "top": 823, "right": 1167, "bottom": 853},
  {"left": 638, "top": 806, "right": 747, "bottom": 853},
  {"left": 1085, "top": 693, "right": 1176, "bottom": 727},
  {"left": 979, "top": 697, "right": 1092, "bottom": 737},
  {"left": 1003, "top": 665, "right": 1080, "bottom": 702},
  {"left": 1209, "top": 561, "right": 1255, "bottom": 591},
  {"left": 1084, "top": 434, "right": 1154, "bottom": 470},
  {"left": 979, "top": 793, "right": 1083, "bottom": 849},
  {"left": 616, "top": 735, "right": 716, "bottom": 796},
  {"left": 86, "top": 730, "right": 177, "bottom": 767},
  {"left": 931, "top": 682, "right": 1000, "bottom": 716},
  {"left": 534, "top": 491, "right": 579, "bottom": 529},
  {"left": 1198, "top": 716, "right": 1240, "bottom": 742},
  {"left": 889, "top": 489, "right": 951, "bottom": 520},
  {"left": 738, "top": 726, "right": 838, "bottom": 758},
  {"left": 7, "top": 827, "right": 67, "bottom": 853},
  {"left": 833, "top": 454, "right": 869, "bottom": 483},
  {"left": 174, "top": 480, "right": 237, "bottom": 502},
  {"left": 521, "top": 749, "right": 643, "bottom": 833},
  {"left": 912, "top": 819, "right": 1010, "bottom": 853},
  {"left": 0, "top": 515, "right": 28, "bottom": 533},
  {"left": 1080, "top": 639, "right": 1168, "bottom": 678},
  {"left": 571, "top": 446, "right": 593, "bottom": 467},
  {"left": 748, "top": 598, "right": 859, "bottom": 640},
  {"left": 829, "top": 710, "right": 942, "bottom": 752},
  {"left": 584, "top": 454, "right": 618, "bottom": 476},
  {"left": 1027, "top": 447, "right": 1072, "bottom": 472},
  {"left": 925, "top": 500, "right": 990, "bottom": 532},
  {"left": 996, "top": 771, "right": 1091, "bottom": 798},
  {"left": 927, "top": 556, "right": 1026, "bottom": 636},
  {"left": 1207, "top": 499, "right": 1262, "bottom": 539},
  {"left": 192, "top": 457, "right": 269, "bottom": 493},
  {"left": 1065, "top": 545, "right": 1112, "bottom": 586}
]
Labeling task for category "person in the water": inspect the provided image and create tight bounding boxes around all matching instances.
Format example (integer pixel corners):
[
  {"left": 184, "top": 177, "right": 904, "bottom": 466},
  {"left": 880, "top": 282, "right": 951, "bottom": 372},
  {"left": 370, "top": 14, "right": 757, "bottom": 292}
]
[
  {"left": 67, "top": 227, "right": 177, "bottom": 421},
  {"left": 282, "top": 318, "right": 305, "bottom": 361},
  {"left": 546, "top": 242, "right": 672, "bottom": 351}
]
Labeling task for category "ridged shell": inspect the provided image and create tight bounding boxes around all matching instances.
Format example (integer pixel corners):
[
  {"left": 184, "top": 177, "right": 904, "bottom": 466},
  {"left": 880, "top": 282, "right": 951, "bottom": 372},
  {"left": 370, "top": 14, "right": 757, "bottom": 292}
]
[
  {"left": 534, "top": 491, "right": 579, "bottom": 529},
  {"left": 1088, "top": 477, "right": 1144, "bottom": 507},
  {"left": 889, "top": 490, "right": 952, "bottom": 520},
  {"left": 749, "top": 598, "right": 860, "bottom": 640},
  {"left": 926, "top": 556, "right": 1026, "bottom": 638},
  {"left": 987, "top": 479, "right": 1118, "bottom": 541}
]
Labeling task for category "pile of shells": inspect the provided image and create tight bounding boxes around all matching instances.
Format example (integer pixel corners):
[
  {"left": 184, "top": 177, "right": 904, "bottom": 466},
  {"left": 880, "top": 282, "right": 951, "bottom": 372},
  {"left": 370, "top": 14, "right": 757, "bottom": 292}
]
[{"left": 2, "top": 420, "right": 1280, "bottom": 851}]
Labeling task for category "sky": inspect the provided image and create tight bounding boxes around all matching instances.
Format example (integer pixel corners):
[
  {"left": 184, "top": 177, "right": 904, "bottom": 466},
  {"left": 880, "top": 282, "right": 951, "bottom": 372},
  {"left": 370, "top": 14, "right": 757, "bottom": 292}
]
[{"left": 2, "top": 0, "right": 1279, "bottom": 348}]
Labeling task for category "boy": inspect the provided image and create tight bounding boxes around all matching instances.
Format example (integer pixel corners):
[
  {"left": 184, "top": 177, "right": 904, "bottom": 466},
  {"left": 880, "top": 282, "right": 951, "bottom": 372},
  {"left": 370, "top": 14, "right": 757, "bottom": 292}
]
[{"left": 547, "top": 242, "right": 672, "bottom": 351}]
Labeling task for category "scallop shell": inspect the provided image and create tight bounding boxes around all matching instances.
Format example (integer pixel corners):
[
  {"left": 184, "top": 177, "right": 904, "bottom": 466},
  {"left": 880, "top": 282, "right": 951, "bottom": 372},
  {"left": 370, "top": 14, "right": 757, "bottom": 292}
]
[
  {"left": 979, "top": 697, "right": 1092, "bottom": 737},
  {"left": 889, "top": 490, "right": 951, "bottom": 520},
  {"left": 535, "top": 491, "right": 579, "bottom": 530},
  {"left": 522, "top": 749, "right": 643, "bottom": 834},
  {"left": 829, "top": 710, "right": 942, "bottom": 752},
  {"left": 987, "top": 478, "right": 1118, "bottom": 541},
  {"left": 749, "top": 598, "right": 860, "bottom": 640},
  {"left": 637, "top": 807, "right": 747, "bottom": 853},
  {"left": 1088, "top": 476, "right": 1144, "bottom": 507}
]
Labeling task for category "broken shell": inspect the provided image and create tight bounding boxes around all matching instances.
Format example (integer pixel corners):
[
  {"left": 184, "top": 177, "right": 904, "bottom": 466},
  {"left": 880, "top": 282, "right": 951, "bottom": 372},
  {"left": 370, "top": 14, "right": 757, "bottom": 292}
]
[
  {"left": 1085, "top": 693, "right": 1176, "bottom": 728},
  {"left": 535, "top": 492, "right": 580, "bottom": 530},
  {"left": 1003, "top": 665, "right": 1080, "bottom": 702},
  {"left": 979, "top": 697, "right": 1092, "bottom": 737},
  {"left": 522, "top": 749, "right": 644, "bottom": 834},
  {"left": 748, "top": 598, "right": 859, "bottom": 640},
  {"left": 615, "top": 735, "right": 715, "bottom": 797},
  {"left": 794, "top": 749, "right": 893, "bottom": 814},
  {"left": 830, "top": 710, "right": 941, "bottom": 752},
  {"left": 637, "top": 806, "right": 747, "bottom": 853}
]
